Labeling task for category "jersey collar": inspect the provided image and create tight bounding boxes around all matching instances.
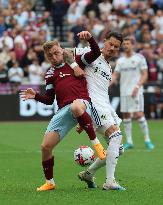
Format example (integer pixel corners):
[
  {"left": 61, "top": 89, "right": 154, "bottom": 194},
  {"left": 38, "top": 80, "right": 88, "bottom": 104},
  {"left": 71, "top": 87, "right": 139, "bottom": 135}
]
[{"left": 55, "top": 63, "right": 65, "bottom": 68}]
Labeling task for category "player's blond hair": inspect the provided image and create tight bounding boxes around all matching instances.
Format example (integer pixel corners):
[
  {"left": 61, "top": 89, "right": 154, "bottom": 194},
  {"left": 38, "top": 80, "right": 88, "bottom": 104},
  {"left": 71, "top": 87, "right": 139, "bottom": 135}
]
[{"left": 42, "top": 40, "right": 60, "bottom": 54}]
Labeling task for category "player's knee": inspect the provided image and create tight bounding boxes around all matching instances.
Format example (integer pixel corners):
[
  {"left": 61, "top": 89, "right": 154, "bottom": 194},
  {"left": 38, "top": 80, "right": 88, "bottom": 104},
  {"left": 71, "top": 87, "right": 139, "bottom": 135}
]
[
  {"left": 41, "top": 143, "right": 53, "bottom": 153},
  {"left": 105, "top": 124, "right": 119, "bottom": 137},
  {"left": 105, "top": 128, "right": 122, "bottom": 146},
  {"left": 135, "top": 112, "right": 144, "bottom": 120},
  {"left": 71, "top": 101, "right": 85, "bottom": 116}
]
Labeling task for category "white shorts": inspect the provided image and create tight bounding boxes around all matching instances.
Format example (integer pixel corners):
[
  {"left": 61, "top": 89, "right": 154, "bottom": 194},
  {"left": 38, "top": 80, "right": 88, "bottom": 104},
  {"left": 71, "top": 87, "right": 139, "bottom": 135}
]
[
  {"left": 90, "top": 102, "right": 122, "bottom": 135},
  {"left": 120, "top": 94, "right": 144, "bottom": 113}
]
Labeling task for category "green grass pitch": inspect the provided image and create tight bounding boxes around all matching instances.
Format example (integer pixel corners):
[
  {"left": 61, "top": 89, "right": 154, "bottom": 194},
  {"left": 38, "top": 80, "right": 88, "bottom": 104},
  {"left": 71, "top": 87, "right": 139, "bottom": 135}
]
[{"left": 0, "top": 120, "right": 163, "bottom": 205}]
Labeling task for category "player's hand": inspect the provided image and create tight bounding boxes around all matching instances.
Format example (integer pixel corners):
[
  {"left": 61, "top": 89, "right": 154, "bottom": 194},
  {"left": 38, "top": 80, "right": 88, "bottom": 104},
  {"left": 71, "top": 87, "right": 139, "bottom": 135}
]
[
  {"left": 20, "top": 88, "right": 36, "bottom": 100},
  {"left": 77, "top": 31, "right": 92, "bottom": 41},
  {"left": 131, "top": 86, "right": 139, "bottom": 97},
  {"left": 63, "top": 48, "right": 74, "bottom": 65},
  {"left": 76, "top": 124, "right": 84, "bottom": 134},
  {"left": 74, "top": 67, "right": 85, "bottom": 77}
]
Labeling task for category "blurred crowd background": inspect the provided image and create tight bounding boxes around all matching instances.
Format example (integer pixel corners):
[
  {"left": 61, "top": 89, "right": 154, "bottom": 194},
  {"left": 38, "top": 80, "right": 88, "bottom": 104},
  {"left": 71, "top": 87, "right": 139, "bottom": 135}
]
[{"left": 0, "top": 0, "right": 163, "bottom": 118}]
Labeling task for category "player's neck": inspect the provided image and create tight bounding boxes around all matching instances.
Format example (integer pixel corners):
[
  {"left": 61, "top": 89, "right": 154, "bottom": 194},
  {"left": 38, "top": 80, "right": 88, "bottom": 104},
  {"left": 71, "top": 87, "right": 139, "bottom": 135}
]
[
  {"left": 55, "top": 62, "right": 65, "bottom": 68},
  {"left": 125, "top": 50, "right": 133, "bottom": 57}
]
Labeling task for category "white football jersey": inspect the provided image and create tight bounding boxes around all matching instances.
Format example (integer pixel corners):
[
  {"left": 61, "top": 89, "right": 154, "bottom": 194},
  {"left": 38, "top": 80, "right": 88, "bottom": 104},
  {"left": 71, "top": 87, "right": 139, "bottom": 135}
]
[
  {"left": 75, "top": 47, "right": 115, "bottom": 126},
  {"left": 115, "top": 52, "right": 148, "bottom": 96}
]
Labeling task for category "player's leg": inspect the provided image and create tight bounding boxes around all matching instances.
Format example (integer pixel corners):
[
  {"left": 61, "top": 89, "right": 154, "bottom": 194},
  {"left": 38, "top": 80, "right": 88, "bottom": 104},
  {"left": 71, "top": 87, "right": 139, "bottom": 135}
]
[
  {"left": 134, "top": 111, "right": 154, "bottom": 150},
  {"left": 37, "top": 131, "right": 60, "bottom": 191},
  {"left": 121, "top": 96, "right": 133, "bottom": 149},
  {"left": 81, "top": 124, "right": 125, "bottom": 190},
  {"left": 102, "top": 125, "right": 125, "bottom": 190},
  {"left": 78, "top": 157, "right": 105, "bottom": 188},
  {"left": 123, "top": 112, "right": 134, "bottom": 149},
  {"left": 37, "top": 104, "right": 77, "bottom": 191},
  {"left": 71, "top": 99, "right": 106, "bottom": 160}
]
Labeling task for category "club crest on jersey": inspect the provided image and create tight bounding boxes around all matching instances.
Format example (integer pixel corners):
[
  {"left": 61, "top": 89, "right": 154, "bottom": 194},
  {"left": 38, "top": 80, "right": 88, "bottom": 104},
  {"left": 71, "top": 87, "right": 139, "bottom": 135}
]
[
  {"left": 45, "top": 67, "right": 55, "bottom": 79},
  {"left": 59, "top": 72, "right": 71, "bottom": 78}
]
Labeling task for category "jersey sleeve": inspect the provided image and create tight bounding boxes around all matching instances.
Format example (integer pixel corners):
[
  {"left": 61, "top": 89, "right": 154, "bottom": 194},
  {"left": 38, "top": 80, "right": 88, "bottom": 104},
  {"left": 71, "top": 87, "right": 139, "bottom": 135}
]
[
  {"left": 138, "top": 54, "right": 148, "bottom": 70},
  {"left": 35, "top": 68, "right": 55, "bottom": 105},
  {"left": 75, "top": 37, "right": 101, "bottom": 67}
]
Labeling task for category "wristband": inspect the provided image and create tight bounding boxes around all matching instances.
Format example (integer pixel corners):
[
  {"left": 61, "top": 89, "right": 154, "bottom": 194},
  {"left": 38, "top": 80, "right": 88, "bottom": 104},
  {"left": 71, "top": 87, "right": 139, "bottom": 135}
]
[{"left": 70, "top": 62, "right": 79, "bottom": 69}]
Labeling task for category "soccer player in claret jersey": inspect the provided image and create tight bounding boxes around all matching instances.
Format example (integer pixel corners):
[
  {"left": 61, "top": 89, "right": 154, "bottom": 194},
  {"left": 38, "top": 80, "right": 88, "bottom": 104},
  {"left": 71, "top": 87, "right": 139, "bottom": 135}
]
[
  {"left": 112, "top": 36, "right": 154, "bottom": 150},
  {"left": 20, "top": 31, "right": 106, "bottom": 191},
  {"left": 71, "top": 31, "right": 126, "bottom": 190}
]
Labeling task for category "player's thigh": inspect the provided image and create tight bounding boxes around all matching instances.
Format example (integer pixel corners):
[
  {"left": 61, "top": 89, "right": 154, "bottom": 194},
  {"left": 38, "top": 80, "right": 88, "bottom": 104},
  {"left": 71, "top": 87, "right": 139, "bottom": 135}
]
[
  {"left": 133, "top": 111, "right": 144, "bottom": 119},
  {"left": 46, "top": 104, "right": 77, "bottom": 140},
  {"left": 96, "top": 114, "right": 118, "bottom": 136},
  {"left": 71, "top": 99, "right": 91, "bottom": 116}
]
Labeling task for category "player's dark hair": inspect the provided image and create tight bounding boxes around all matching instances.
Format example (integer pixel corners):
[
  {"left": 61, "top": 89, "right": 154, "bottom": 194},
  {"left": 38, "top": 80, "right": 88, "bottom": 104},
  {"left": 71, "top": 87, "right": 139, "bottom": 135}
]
[
  {"left": 123, "top": 36, "right": 135, "bottom": 44},
  {"left": 105, "top": 31, "right": 123, "bottom": 44}
]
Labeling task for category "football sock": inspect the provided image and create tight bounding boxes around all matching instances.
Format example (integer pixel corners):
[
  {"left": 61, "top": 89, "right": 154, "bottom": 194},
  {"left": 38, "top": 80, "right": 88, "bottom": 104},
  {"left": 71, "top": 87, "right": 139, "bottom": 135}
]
[
  {"left": 156, "top": 107, "right": 161, "bottom": 118},
  {"left": 123, "top": 118, "right": 133, "bottom": 144},
  {"left": 42, "top": 156, "right": 54, "bottom": 181},
  {"left": 87, "top": 157, "right": 106, "bottom": 175},
  {"left": 138, "top": 116, "right": 150, "bottom": 142},
  {"left": 91, "top": 138, "right": 100, "bottom": 146},
  {"left": 77, "top": 112, "right": 96, "bottom": 141},
  {"left": 106, "top": 131, "right": 122, "bottom": 184}
]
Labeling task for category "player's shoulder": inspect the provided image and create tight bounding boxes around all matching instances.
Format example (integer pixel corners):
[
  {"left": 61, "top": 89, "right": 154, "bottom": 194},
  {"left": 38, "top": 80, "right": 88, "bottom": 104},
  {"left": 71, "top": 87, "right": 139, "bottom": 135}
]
[
  {"left": 45, "top": 67, "right": 55, "bottom": 80},
  {"left": 117, "top": 55, "right": 126, "bottom": 63},
  {"left": 133, "top": 52, "right": 146, "bottom": 60}
]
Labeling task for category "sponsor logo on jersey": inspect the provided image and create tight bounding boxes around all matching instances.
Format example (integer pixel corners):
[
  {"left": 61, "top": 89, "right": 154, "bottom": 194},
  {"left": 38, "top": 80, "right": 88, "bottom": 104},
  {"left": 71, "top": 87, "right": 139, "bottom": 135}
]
[{"left": 94, "top": 67, "right": 111, "bottom": 81}]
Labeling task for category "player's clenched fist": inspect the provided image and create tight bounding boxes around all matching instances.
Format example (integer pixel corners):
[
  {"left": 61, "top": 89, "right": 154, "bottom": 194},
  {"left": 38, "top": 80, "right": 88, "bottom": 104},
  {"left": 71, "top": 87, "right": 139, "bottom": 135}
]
[
  {"left": 20, "top": 88, "right": 36, "bottom": 100},
  {"left": 77, "top": 31, "right": 92, "bottom": 40}
]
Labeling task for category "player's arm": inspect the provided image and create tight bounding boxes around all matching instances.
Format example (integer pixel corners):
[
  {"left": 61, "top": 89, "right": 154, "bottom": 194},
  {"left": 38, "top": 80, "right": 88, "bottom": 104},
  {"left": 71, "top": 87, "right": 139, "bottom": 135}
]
[
  {"left": 34, "top": 89, "right": 55, "bottom": 105},
  {"left": 20, "top": 72, "right": 55, "bottom": 105},
  {"left": 20, "top": 87, "right": 55, "bottom": 105},
  {"left": 63, "top": 48, "right": 85, "bottom": 77},
  {"left": 132, "top": 55, "right": 148, "bottom": 97},
  {"left": 110, "top": 71, "right": 120, "bottom": 87},
  {"left": 75, "top": 31, "right": 101, "bottom": 67},
  {"left": 137, "top": 69, "right": 148, "bottom": 87},
  {"left": 131, "top": 69, "right": 148, "bottom": 97}
]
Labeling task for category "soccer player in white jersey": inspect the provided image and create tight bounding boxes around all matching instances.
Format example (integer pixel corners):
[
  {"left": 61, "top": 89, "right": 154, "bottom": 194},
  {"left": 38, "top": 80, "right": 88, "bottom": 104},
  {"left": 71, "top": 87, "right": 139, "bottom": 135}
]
[
  {"left": 69, "top": 31, "right": 126, "bottom": 190},
  {"left": 112, "top": 36, "right": 154, "bottom": 150}
]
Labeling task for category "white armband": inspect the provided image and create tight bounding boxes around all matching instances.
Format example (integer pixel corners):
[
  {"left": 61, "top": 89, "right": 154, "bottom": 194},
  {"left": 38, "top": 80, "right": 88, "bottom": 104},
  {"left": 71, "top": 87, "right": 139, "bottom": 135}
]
[{"left": 70, "top": 62, "right": 79, "bottom": 69}]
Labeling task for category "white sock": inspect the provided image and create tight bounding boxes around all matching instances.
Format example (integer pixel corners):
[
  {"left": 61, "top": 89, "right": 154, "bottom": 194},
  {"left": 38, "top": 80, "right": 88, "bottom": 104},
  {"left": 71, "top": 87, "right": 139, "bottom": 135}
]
[
  {"left": 150, "top": 112, "right": 155, "bottom": 119},
  {"left": 123, "top": 118, "right": 133, "bottom": 144},
  {"left": 106, "top": 131, "right": 122, "bottom": 184},
  {"left": 91, "top": 138, "right": 100, "bottom": 146},
  {"left": 46, "top": 178, "right": 55, "bottom": 185},
  {"left": 138, "top": 116, "right": 150, "bottom": 142},
  {"left": 156, "top": 107, "right": 161, "bottom": 118},
  {"left": 87, "top": 158, "right": 106, "bottom": 176}
]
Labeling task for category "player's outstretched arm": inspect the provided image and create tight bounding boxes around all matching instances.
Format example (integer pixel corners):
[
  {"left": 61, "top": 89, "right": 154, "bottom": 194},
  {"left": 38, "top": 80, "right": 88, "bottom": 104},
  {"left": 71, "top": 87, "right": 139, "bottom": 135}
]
[
  {"left": 34, "top": 89, "right": 55, "bottom": 105},
  {"left": 20, "top": 87, "right": 55, "bottom": 105},
  {"left": 76, "top": 31, "right": 101, "bottom": 65},
  {"left": 20, "top": 88, "right": 36, "bottom": 100}
]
